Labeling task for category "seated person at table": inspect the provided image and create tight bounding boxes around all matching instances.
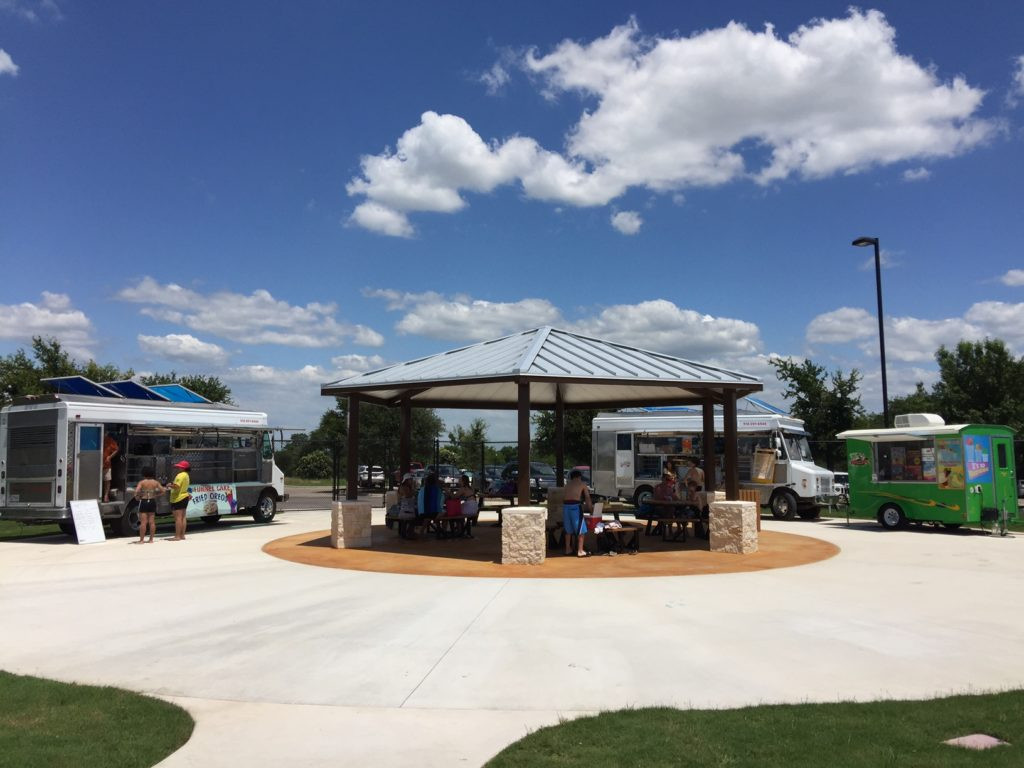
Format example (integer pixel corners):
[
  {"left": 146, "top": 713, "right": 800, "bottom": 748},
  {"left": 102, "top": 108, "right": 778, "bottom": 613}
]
[
  {"left": 683, "top": 458, "right": 704, "bottom": 491},
  {"left": 654, "top": 472, "right": 678, "bottom": 501},
  {"left": 398, "top": 474, "right": 417, "bottom": 514},
  {"left": 455, "top": 474, "right": 479, "bottom": 536},
  {"left": 683, "top": 479, "right": 706, "bottom": 535},
  {"left": 417, "top": 473, "right": 445, "bottom": 518},
  {"left": 562, "top": 468, "right": 592, "bottom": 557}
]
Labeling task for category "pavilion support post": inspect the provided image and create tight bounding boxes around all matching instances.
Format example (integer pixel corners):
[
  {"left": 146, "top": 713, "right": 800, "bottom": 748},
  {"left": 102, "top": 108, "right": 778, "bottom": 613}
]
[
  {"left": 723, "top": 390, "right": 739, "bottom": 500},
  {"left": 346, "top": 396, "right": 360, "bottom": 501},
  {"left": 554, "top": 386, "right": 565, "bottom": 487},
  {"left": 517, "top": 381, "right": 531, "bottom": 505},
  {"left": 702, "top": 397, "right": 717, "bottom": 492},
  {"left": 399, "top": 398, "right": 411, "bottom": 477}
]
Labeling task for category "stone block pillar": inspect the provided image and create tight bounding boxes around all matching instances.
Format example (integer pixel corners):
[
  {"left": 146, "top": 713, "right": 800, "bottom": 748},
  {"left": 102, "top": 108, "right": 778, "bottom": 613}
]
[
  {"left": 331, "top": 501, "right": 372, "bottom": 549},
  {"left": 501, "top": 506, "right": 547, "bottom": 565},
  {"left": 709, "top": 500, "right": 758, "bottom": 554}
]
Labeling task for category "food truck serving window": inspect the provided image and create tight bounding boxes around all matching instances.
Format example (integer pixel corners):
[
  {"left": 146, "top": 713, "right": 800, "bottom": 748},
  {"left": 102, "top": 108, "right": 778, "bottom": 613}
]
[{"left": 875, "top": 439, "right": 937, "bottom": 483}]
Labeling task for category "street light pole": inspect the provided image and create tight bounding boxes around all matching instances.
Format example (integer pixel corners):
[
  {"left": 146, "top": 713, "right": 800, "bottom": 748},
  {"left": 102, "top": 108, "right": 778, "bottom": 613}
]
[{"left": 852, "top": 236, "right": 890, "bottom": 428}]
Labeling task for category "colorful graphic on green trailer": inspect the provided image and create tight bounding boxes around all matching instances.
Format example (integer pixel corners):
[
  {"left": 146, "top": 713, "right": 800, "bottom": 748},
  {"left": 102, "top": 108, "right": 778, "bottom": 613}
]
[{"left": 837, "top": 415, "right": 1018, "bottom": 531}]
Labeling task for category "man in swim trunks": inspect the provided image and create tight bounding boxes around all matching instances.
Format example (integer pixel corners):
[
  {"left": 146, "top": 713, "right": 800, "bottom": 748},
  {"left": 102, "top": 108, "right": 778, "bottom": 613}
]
[{"left": 562, "top": 468, "right": 592, "bottom": 557}]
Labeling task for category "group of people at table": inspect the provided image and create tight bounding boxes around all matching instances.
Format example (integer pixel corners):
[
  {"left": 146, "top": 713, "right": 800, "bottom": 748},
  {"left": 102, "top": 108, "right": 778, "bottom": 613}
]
[
  {"left": 643, "top": 457, "right": 707, "bottom": 538},
  {"left": 387, "top": 471, "right": 479, "bottom": 539}
]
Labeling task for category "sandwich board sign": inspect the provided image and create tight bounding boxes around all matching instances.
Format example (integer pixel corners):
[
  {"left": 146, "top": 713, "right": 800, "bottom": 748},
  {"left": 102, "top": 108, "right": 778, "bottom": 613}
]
[{"left": 69, "top": 500, "right": 106, "bottom": 544}]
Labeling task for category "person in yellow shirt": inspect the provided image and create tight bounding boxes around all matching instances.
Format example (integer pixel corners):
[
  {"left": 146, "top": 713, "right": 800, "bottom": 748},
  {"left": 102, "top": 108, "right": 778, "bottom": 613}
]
[{"left": 167, "top": 460, "right": 191, "bottom": 541}]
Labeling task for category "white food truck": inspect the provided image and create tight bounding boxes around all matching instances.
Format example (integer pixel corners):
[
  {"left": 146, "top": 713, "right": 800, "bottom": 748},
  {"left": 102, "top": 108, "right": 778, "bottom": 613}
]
[
  {"left": 0, "top": 377, "right": 287, "bottom": 537},
  {"left": 591, "top": 407, "right": 833, "bottom": 519}
]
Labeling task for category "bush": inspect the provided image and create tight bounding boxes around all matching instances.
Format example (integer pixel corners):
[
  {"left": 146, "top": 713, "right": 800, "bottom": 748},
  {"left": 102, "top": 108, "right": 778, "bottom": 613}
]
[{"left": 293, "top": 449, "right": 332, "bottom": 479}]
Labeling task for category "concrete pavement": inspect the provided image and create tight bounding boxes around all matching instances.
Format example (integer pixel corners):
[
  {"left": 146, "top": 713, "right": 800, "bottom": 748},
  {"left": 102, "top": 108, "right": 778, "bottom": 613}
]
[{"left": 1, "top": 505, "right": 1023, "bottom": 766}]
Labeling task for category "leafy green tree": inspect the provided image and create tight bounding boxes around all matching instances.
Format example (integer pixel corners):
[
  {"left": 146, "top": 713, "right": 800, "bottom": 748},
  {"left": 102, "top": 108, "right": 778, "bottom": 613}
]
[
  {"left": 932, "top": 339, "right": 1024, "bottom": 431},
  {"left": 532, "top": 409, "right": 598, "bottom": 466},
  {"left": 770, "top": 357, "right": 863, "bottom": 469},
  {"left": 858, "top": 382, "right": 939, "bottom": 427},
  {"left": 447, "top": 418, "right": 489, "bottom": 470},
  {"left": 140, "top": 372, "right": 233, "bottom": 404},
  {"left": 298, "top": 398, "right": 445, "bottom": 479},
  {"left": 274, "top": 432, "right": 310, "bottom": 476},
  {"left": 0, "top": 337, "right": 133, "bottom": 408},
  {"left": 293, "top": 449, "right": 332, "bottom": 479}
]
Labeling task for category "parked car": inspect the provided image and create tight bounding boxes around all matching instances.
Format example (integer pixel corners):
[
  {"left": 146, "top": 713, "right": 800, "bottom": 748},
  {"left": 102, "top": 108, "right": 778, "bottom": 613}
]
[
  {"left": 392, "top": 461, "right": 424, "bottom": 484},
  {"left": 358, "top": 465, "right": 385, "bottom": 488},
  {"left": 498, "top": 461, "right": 558, "bottom": 501},
  {"left": 483, "top": 464, "right": 503, "bottom": 494},
  {"left": 425, "top": 464, "right": 460, "bottom": 488},
  {"left": 832, "top": 471, "right": 849, "bottom": 505},
  {"left": 564, "top": 465, "right": 592, "bottom": 489}
]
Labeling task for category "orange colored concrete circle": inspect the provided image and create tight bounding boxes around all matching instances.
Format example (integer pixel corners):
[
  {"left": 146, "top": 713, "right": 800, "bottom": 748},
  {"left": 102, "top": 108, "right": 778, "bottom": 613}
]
[{"left": 264, "top": 524, "right": 839, "bottom": 579}]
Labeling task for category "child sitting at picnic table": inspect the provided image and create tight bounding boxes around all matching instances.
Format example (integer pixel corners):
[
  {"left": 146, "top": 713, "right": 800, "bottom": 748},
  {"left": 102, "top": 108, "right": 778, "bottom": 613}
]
[{"left": 654, "top": 472, "right": 678, "bottom": 501}]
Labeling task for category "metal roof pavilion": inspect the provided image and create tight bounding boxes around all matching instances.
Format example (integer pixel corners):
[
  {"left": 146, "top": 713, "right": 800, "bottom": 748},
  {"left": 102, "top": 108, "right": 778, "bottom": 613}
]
[
  {"left": 322, "top": 327, "right": 762, "bottom": 504},
  {"left": 321, "top": 326, "right": 763, "bottom": 409}
]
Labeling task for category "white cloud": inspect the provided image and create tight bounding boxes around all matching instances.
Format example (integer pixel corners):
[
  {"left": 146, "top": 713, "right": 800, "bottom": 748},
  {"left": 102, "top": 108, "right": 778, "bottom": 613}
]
[
  {"left": 881, "top": 316, "right": 984, "bottom": 362},
  {"left": 0, "top": 48, "right": 18, "bottom": 76},
  {"left": 1007, "top": 55, "right": 1024, "bottom": 107},
  {"left": 137, "top": 333, "right": 228, "bottom": 366},
  {"left": 0, "top": 0, "right": 63, "bottom": 23},
  {"left": 330, "top": 353, "right": 387, "bottom": 372},
  {"left": 567, "top": 299, "right": 762, "bottom": 359},
  {"left": 964, "top": 301, "right": 1024, "bottom": 349},
  {"left": 380, "top": 291, "right": 562, "bottom": 341},
  {"left": 347, "top": 202, "right": 415, "bottom": 238},
  {"left": 480, "top": 60, "right": 511, "bottom": 95},
  {"left": 0, "top": 292, "right": 93, "bottom": 357},
  {"left": 806, "top": 307, "right": 876, "bottom": 344},
  {"left": 610, "top": 210, "right": 642, "bottom": 235},
  {"left": 902, "top": 167, "right": 931, "bottom": 182},
  {"left": 116, "top": 277, "right": 383, "bottom": 348},
  {"left": 999, "top": 269, "right": 1024, "bottom": 286},
  {"left": 347, "top": 10, "right": 995, "bottom": 236}
]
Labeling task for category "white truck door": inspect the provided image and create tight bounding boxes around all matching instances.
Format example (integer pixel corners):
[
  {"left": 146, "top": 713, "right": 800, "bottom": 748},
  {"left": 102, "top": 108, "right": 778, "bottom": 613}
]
[{"left": 74, "top": 424, "right": 103, "bottom": 501}]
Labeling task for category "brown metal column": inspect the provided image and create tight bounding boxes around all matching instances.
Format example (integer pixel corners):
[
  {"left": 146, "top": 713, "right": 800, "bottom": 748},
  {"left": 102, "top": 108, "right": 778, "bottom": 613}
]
[
  {"left": 517, "top": 381, "right": 531, "bottom": 505},
  {"left": 346, "top": 396, "right": 360, "bottom": 501},
  {"left": 554, "top": 386, "right": 565, "bottom": 487},
  {"left": 723, "top": 390, "right": 739, "bottom": 500},
  {"left": 702, "top": 397, "right": 717, "bottom": 492},
  {"left": 399, "top": 398, "right": 411, "bottom": 476}
]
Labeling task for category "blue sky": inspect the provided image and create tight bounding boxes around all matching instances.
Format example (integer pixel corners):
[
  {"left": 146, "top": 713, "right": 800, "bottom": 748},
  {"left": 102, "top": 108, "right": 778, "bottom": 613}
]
[{"left": 2, "top": 1, "right": 1023, "bottom": 437}]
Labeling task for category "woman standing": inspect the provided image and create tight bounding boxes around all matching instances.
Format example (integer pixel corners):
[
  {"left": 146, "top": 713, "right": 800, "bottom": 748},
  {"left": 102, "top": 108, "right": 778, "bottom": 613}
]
[
  {"left": 132, "top": 466, "right": 162, "bottom": 543},
  {"left": 167, "top": 460, "right": 191, "bottom": 541},
  {"left": 562, "top": 468, "right": 592, "bottom": 557}
]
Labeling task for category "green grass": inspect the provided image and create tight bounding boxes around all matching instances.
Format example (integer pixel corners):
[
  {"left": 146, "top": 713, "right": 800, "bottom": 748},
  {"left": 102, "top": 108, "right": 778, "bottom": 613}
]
[
  {"left": 486, "top": 692, "right": 1024, "bottom": 767},
  {"left": 0, "top": 520, "right": 62, "bottom": 540},
  {"left": 0, "top": 670, "right": 194, "bottom": 768},
  {"left": 284, "top": 477, "right": 338, "bottom": 486}
]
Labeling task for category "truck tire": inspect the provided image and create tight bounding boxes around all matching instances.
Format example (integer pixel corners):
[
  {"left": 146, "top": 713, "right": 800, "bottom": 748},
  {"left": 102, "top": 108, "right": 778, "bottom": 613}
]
[
  {"left": 632, "top": 486, "right": 654, "bottom": 508},
  {"left": 770, "top": 490, "right": 798, "bottom": 520},
  {"left": 252, "top": 492, "right": 276, "bottom": 523},
  {"left": 877, "top": 503, "right": 905, "bottom": 530},
  {"left": 58, "top": 520, "right": 76, "bottom": 538},
  {"left": 201, "top": 515, "right": 221, "bottom": 526},
  {"left": 116, "top": 503, "right": 141, "bottom": 537}
]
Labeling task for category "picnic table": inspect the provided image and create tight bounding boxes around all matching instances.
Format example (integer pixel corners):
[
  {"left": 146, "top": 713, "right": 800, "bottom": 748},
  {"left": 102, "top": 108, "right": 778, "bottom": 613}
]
[{"left": 637, "top": 499, "right": 704, "bottom": 542}]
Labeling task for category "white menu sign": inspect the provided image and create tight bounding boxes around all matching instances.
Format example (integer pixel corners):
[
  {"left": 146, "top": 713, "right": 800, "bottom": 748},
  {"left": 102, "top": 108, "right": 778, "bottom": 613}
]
[{"left": 69, "top": 500, "right": 106, "bottom": 544}]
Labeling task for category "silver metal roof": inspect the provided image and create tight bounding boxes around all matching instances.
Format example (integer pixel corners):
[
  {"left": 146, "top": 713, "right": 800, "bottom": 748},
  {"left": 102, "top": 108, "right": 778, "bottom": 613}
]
[{"left": 321, "top": 327, "right": 762, "bottom": 409}]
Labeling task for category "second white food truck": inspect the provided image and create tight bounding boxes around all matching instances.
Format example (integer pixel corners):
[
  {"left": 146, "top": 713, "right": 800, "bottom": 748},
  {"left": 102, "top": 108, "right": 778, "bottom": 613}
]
[{"left": 591, "top": 406, "right": 834, "bottom": 519}]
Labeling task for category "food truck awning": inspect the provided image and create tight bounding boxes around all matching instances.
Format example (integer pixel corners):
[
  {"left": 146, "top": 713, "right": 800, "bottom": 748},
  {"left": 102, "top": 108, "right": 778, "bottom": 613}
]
[{"left": 837, "top": 425, "right": 971, "bottom": 442}]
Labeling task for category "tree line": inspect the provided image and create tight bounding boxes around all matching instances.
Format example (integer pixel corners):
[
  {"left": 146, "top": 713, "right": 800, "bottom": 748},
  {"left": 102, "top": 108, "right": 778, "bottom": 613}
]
[{"left": 5, "top": 335, "right": 1021, "bottom": 479}]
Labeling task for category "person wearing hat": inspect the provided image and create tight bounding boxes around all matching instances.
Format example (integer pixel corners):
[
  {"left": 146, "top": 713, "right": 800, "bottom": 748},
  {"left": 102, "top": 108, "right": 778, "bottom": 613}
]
[{"left": 166, "top": 460, "right": 192, "bottom": 541}]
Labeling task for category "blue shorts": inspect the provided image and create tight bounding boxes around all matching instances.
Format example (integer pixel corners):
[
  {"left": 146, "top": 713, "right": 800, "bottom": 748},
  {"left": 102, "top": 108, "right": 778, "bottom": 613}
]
[{"left": 563, "top": 502, "right": 586, "bottom": 535}]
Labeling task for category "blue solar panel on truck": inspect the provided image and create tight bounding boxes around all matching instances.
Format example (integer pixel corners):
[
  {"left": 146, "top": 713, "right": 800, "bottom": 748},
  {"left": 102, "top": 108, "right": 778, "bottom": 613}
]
[
  {"left": 146, "top": 383, "right": 211, "bottom": 403},
  {"left": 41, "top": 376, "right": 123, "bottom": 398},
  {"left": 101, "top": 380, "right": 170, "bottom": 401}
]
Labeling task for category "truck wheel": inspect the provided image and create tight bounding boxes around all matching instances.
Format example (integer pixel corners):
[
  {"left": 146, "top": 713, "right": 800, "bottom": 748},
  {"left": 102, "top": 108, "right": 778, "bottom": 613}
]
[
  {"left": 797, "top": 507, "right": 820, "bottom": 520},
  {"left": 770, "top": 491, "right": 798, "bottom": 520},
  {"left": 252, "top": 492, "right": 276, "bottom": 523},
  {"left": 877, "top": 504, "right": 905, "bottom": 530},
  {"left": 116, "top": 503, "right": 140, "bottom": 537},
  {"left": 632, "top": 486, "right": 654, "bottom": 508},
  {"left": 837, "top": 493, "right": 849, "bottom": 507},
  {"left": 943, "top": 523, "right": 962, "bottom": 530},
  {"left": 58, "top": 520, "right": 76, "bottom": 538},
  {"left": 201, "top": 515, "right": 221, "bottom": 526}
]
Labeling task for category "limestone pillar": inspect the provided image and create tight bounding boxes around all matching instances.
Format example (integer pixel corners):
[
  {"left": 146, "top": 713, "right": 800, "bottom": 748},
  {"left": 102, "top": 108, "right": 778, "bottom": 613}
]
[
  {"left": 709, "top": 500, "right": 758, "bottom": 554},
  {"left": 331, "top": 501, "right": 372, "bottom": 549},
  {"left": 501, "top": 506, "right": 547, "bottom": 565}
]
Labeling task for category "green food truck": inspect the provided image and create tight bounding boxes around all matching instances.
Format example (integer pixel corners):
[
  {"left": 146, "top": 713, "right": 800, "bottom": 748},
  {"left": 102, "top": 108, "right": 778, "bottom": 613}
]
[{"left": 837, "top": 414, "right": 1018, "bottom": 533}]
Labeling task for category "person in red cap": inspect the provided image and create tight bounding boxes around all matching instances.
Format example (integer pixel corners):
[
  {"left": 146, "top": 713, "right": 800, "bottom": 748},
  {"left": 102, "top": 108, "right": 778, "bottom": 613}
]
[{"left": 166, "top": 460, "right": 191, "bottom": 541}]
